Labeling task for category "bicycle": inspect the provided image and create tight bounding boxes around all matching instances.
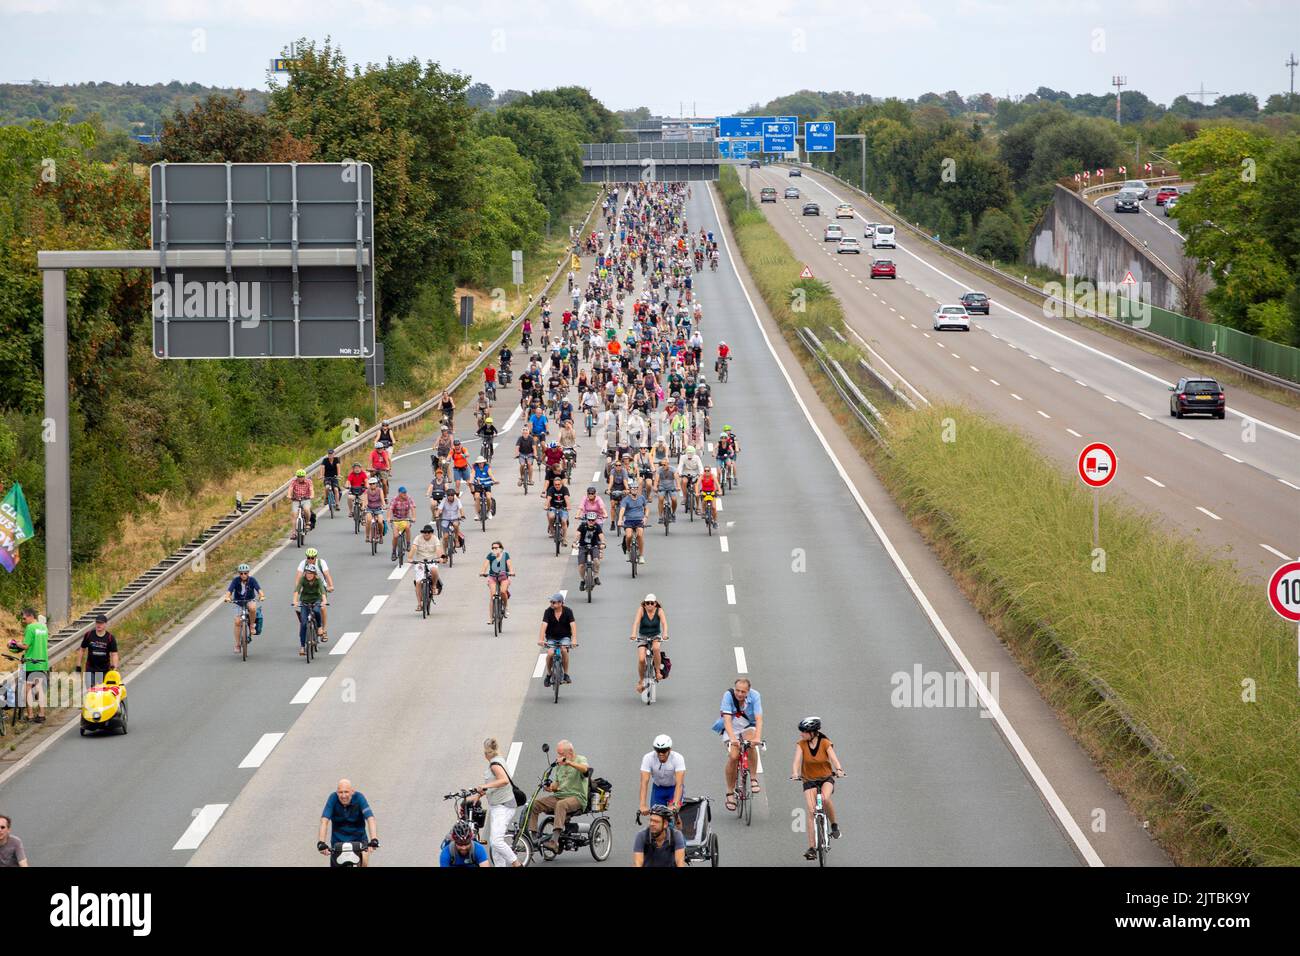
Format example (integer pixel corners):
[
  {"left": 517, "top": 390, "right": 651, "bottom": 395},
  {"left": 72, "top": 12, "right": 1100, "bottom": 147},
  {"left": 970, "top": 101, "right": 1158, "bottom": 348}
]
[
  {"left": 482, "top": 437, "right": 495, "bottom": 463},
  {"left": 485, "top": 379, "right": 497, "bottom": 403},
  {"left": 507, "top": 743, "right": 612, "bottom": 866},
  {"left": 584, "top": 407, "right": 596, "bottom": 437},
  {"left": 473, "top": 484, "right": 492, "bottom": 532},
  {"left": 701, "top": 488, "right": 717, "bottom": 536},
  {"left": 683, "top": 478, "right": 696, "bottom": 523},
  {"left": 351, "top": 493, "right": 363, "bottom": 535},
  {"left": 547, "top": 640, "right": 569, "bottom": 704},
  {"left": 392, "top": 521, "right": 410, "bottom": 566},
  {"left": 794, "top": 773, "right": 845, "bottom": 866},
  {"left": 443, "top": 788, "right": 488, "bottom": 844},
  {"left": 327, "top": 839, "right": 379, "bottom": 867},
  {"left": 636, "top": 636, "right": 667, "bottom": 705},
  {"left": 441, "top": 520, "right": 460, "bottom": 569},
  {"left": 366, "top": 512, "right": 383, "bottom": 556},
  {"left": 548, "top": 508, "right": 565, "bottom": 557},
  {"left": 579, "top": 546, "right": 602, "bottom": 603},
  {"left": 519, "top": 457, "right": 532, "bottom": 496},
  {"left": 235, "top": 601, "right": 256, "bottom": 662},
  {"left": 298, "top": 601, "right": 322, "bottom": 663},
  {"left": 717, "top": 356, "right": 729, "bottom": 383},
  {"left": 324, "top": 479, "right": 340, "bottom": 519},
  {"left": 419, "top": 560, "right": 437, "bottom": 618},
  {"left": 732, "top": 738, "right": 766, "bottom": 826},
  {"left": 293, "top": 503, "right": 308, "bottom": 548},
  {"left": 628, "top": 528, "right": 640, "bottom": 578},
  {"left": 658, "top": 494, "right": 675, "bottom": 536},
  {"left": 482, "top": 573, "right": 512, "bottom": 636}
]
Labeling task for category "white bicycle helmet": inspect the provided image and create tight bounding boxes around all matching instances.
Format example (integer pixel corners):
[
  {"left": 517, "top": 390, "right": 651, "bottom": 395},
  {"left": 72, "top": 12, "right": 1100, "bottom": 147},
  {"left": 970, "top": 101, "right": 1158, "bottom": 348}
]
[{"left": 652, "top": 733, "right": 672, "bottom": 751}]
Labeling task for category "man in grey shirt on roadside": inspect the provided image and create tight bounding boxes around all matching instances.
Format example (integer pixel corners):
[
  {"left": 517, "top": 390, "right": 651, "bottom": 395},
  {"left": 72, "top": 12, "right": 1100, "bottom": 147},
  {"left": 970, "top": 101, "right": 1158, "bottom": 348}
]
[{"left": 0, "top": 814, "right": 28, "bottom": 866}]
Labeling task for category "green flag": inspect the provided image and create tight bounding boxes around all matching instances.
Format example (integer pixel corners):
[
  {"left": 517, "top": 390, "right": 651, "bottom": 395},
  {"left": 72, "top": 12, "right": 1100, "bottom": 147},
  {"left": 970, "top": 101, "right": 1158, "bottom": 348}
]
[{"left": 0, "top": 483, "right": 34, "bottom": 572}]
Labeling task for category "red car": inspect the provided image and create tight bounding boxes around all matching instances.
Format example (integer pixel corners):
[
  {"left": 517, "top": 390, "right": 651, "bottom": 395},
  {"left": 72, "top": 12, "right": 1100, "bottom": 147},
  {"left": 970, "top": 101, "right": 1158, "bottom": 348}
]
[
  {"left": 870, "top": 259, "right": 896, "bottom": 279},
  {"left": 1155, "top": 186, "right": 1180, "bottom": 206}
]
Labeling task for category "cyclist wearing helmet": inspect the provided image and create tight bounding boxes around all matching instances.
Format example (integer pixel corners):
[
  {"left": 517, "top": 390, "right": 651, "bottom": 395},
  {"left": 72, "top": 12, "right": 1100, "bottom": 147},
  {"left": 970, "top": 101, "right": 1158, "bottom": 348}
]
[
  {"left": 470, "top": 456, "right": 496, "bottom": 519},
  {"left": 439, "top": 820, "right": 489, "bottom": 867},
  {"left": 542, "top": 440, "right": 565, "bottom": 484},
  {"left": 639, "top": 733, "right": 685, "bottom": 815},
  {"left": 294, "top": 547, "right": 335, "bottom": 639},
  {"left": 476, "top": 415, "right": 498, "bottom": 461},
  {"left": 715, "top": 425, "right": 739, "bottom": 485},
  {"left": 287, "top": 468, "right": 315, "bottom": 537},
  {"left": 715, "top": 340, "right": 730, "bottom": 375},
  {"left": 369, "top": 441, "right": 392, "bottom": 496},
  {"left": 389, "top": 486, "right": 415, "bottom": 560},
  {"left": 363, "top": 475, "right": 387, "bottom": 542},
  {"left": 223, "top": 563, "right": 264, "bottom": 652},
  {"left": 792, "top": 717, "right": 845, "bottom": 860},
  {"left": 408, "top": 524, "right": 444, "bottom": 610},
  {"left": 633, "top": 805, "right": 686, "bottom": 867},
  {"left": 573, "top": 512, "right": 604, "bottom": 591},
  {"left": 433, "top": 425, "right": 454, "bottom": 472},
  {"left": 293, "top": 564, "right": 328, "bottom": 656}
]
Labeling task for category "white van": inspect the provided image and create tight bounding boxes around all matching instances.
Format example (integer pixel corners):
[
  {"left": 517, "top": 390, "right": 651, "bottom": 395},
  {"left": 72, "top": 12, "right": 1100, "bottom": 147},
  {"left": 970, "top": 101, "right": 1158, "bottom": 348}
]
[{"left": 872, "top": 225, "right": 896, "bottom": 249}]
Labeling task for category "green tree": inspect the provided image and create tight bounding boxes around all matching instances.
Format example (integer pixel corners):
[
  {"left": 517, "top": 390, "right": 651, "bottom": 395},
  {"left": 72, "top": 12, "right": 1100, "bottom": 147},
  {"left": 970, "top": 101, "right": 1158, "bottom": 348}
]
[
  {"left": 515, "top": 87, "right": 618, "bottom": 142},
  {"left": 478, "top": 104, "right": 582, "bottom": 215},
  {"left": 970, "top": 208, "right": 1022, "bottom": 261}
]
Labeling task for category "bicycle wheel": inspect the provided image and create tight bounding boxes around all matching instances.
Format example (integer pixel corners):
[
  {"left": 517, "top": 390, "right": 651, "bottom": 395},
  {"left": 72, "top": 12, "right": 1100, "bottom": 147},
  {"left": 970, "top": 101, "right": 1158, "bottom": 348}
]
[
  {"left": 305, "top": 615, "right": 316, "bottom": 663},
  {"left": 327, "top": 489, "right": 336, "bottom": 517},
  {"left": 708, "top": 832, "right": 719, "bottom": 867},
  {"left": 736, "top": 769, "right": 748, "bottom": 819},
  {"left": 479, "top": 499, "right": 487, "bottom": 533},
  {"left": 744, "top": 779, "right": 754, "bottom": 827},
  {"left": 353, "top": 502, "right": 362, "bottom": 535},
  {"left": 296, "top": 517, "right": 304, "bottom": 548},
  {"left": 585, "top": 565, "right": 594, "bottom": 603},
  {"left": 816, "top": 817, "right": 827, "bottom": 867},
  {"left": 240, "top": 616, "right": 249, "bottom": 662},
  {"left": 445, "top": 535, "right": 455, "bottom": 568},
  {"left": 630, "top": 542, "right": 638, "bottom": 578},
  {"left": 511, "top": 830, "right": 534, "bottom": 868},
  {"left": 370, "top": 524, "right": 378, "bottom": 556},
  {"left": 422, "top": 580, "right": 431, "bottom": 619},
  {"left": 589, "top": 818, "right": 612, "bottom": 862},
  {"left": 552, "top": 657, "right": 562, "bottom": 704},
  {"left": 398, "top": 530, "right": 407, "bottom": 566}
]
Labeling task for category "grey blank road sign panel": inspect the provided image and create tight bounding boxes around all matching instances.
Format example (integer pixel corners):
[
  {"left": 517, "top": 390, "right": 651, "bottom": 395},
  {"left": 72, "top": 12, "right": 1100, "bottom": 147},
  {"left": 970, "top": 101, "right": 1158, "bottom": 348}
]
[
  {"left": 581, "top": 142, "right": 719, "bottom": 182},
  {"left": 150, "top": 162, "right": 375, "bottom": 359}
]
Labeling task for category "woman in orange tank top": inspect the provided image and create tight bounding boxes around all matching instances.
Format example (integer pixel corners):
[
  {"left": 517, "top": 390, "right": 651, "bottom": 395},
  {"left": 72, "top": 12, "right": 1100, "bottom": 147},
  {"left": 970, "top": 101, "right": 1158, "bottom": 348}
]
[{"left": 791, "top": 717, "right": 845, "bottom": 861}]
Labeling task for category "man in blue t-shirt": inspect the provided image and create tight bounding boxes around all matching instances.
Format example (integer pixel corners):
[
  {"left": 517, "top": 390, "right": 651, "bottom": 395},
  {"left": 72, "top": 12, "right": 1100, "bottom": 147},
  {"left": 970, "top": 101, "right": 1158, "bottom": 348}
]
[
  {"left": 529, "top": 408, "right": 549, "bottom": 442},
  {"left": 712, "top": 678, "right": 765, "bottom": 807},
  {"left": 440, "top": 821, "right": 490, "bottom": 867},
  {"left": 317, "top": 779, "right": 378, "bottom": 867},
  {"left": 223, "top": 563, "right": 265, "bottom": 652}
]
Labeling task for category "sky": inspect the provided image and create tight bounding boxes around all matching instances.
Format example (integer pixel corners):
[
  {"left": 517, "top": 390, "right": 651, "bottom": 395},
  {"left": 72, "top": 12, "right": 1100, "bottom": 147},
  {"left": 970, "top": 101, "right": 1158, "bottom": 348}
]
[{"left": 1, "top": 0, "right": 1295, "bottom": 115}]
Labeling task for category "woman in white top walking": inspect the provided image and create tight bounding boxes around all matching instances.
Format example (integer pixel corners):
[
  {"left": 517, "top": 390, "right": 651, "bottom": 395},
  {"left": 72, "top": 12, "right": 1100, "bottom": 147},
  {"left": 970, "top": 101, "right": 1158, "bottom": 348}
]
[{"left": 473, "top": 737, "right": 522, "bottom": 866}]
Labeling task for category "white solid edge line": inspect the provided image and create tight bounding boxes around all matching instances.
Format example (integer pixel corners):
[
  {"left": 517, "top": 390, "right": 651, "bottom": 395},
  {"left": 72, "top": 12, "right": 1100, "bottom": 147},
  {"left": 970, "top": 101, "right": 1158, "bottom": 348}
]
[
  {"left": 708, "top": 182, "right": 1103, "bottom": 867},
  {"left": 799, "top": 170, "right": 1300, "bottom": 443},
  {"left": 734, "top": 646, "right": 748, "bottom": 674},
  {"left": 238, "top": 731, "right": 286, "bottom": 768},
  {"left": 0, "top": 541, "right": 293, "bottom": 791},
  {"left": 330, "top": 631, "right": 361, "bottom": 655},
  {"left": 506, "top": 741, "right": 523, "bottom": 776},
  {"left": 290, "top": 676, "right": 327, "bottom": 705},
  {"left": 173, "top": 803, "right": 230, "bottom": 851}
]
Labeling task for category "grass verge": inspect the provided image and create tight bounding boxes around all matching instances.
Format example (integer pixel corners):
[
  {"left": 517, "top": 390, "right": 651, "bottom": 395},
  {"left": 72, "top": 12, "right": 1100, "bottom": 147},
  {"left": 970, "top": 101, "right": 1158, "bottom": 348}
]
[{"left": 716, "top": 165, "right": 1300, "bottom": 866}]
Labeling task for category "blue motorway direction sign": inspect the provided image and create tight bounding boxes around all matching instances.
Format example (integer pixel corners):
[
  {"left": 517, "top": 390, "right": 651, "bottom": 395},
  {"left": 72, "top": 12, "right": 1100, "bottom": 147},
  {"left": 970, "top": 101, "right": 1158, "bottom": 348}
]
[
  {"left": 762, "top": 120, "right": 796, "bottom": 153},
  {"left": 805, "top": 121, "right": 836, "bottom": 152},
  {"left": 718, "top": 115, "right": 798, "bottom": 139}
]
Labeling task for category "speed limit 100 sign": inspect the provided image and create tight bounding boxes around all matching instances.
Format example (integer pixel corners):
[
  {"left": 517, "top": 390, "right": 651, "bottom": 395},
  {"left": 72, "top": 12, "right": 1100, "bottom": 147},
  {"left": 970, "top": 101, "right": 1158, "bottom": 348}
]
[{"left": 1268, "top": 561, "right": 1300, "bottom": 622}]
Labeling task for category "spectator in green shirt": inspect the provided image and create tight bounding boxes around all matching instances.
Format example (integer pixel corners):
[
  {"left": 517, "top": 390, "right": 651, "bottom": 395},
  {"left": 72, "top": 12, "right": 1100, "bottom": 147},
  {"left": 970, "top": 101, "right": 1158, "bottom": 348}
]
[
  {"left": 526, "top": 739, "right": 590, "bottom": 852},
  {"left": 15, "top": 608, "right": 49, "bottom": 723}
]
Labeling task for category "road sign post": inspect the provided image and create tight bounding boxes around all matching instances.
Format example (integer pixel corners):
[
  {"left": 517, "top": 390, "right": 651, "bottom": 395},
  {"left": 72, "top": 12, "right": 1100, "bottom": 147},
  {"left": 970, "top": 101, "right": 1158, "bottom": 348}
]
[
  {"left": 1266, "top": 560, "right": 1300, "bottom": 687},
  {"left": 1077, "top": 442, "right": 1118, "bottom": 550}
]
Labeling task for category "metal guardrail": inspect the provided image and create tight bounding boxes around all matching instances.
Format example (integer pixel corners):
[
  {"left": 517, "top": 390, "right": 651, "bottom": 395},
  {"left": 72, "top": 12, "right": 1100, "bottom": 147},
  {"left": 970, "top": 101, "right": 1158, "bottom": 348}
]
[
  {"left": 803, "top": 166, "right": 1300, "bottom": 395},
  {"left": 796, "top": 327, "right": 888, "bottom": 448},
  {"left": 827, "top": 327, "right": 917, "bottom": 410},
  {"left": 23, "top": 191, "right": 604, "bottom": 677}
]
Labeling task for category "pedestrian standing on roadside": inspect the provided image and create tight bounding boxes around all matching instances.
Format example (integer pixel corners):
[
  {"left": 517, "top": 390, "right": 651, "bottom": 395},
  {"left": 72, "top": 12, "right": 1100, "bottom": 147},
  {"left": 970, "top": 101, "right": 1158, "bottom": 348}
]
[
  {"left": 79, "top": 614, "right": 119, "bottom": 693},
  {"left": 0, "top": 815, "right": 28, "bottom": 867}
]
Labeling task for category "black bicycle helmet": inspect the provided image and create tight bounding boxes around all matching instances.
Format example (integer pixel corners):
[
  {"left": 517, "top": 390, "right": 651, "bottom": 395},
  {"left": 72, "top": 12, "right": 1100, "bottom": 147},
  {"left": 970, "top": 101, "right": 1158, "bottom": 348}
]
[
  {"left": 451, "top": 820, "right": 474, "bottom": 846},
  {"left": 798, "top": 716, "right": 822, "bottom": 734},
  {"left": 649, "top": 803, "right": 675, "bottom": 821}
]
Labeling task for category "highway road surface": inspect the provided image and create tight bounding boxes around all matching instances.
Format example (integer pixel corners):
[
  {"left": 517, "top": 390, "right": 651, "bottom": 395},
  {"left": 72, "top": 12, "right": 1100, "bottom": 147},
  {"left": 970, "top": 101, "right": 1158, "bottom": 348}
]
[
  {"left": 0, "top": 185, "right": 1167, "bottom": 868},
  {"left": 746, "top": 165, "right": 1298, "bottom": 580},
  {"left": 1090, "top": 184, "right": 1197, "bottom": 282}
]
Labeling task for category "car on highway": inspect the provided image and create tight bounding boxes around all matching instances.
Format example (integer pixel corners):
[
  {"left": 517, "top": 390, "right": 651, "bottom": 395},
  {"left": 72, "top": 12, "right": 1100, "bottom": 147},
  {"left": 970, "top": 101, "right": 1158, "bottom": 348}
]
[
  {"left": 870, "top": 258, "right": 896, "bottom": 278},
  {"left": 1121, "top": 179, "right": 1150, "bottom": 199},
  {"left": 784, "top": 186, "right": 800, "bottom": 199},
  {"left": 835, "top": 203, "right": 854, "bottom": 219},
  {"left": 933, "top": 304, "right": 971, "bottom": 331},
  {"left": 749, "top": 160, "right": 760, "bottom": 169},
  {"left": 788, "top": 167, "right": 801, "bottom": 177},
  {"left": 802, "top": 202, "right": 820, "bottom": 216},
  {"left": 1155, "top": 185, "right": 1181, "bottom": 205},
  {"left": 760, "top": 187, "right": 777, "bottom": 203},
  {"left": 824, "top": 224, "right": 844, "bottom": 242},
  {"left": 1169, "top": 376, "right": 1226, "bottom": 419},
  {"left": 1163, "top": 196, "right": 1179, "bottom": 217},
  {"left": 959, "top": 291, "right": 990, "bottom": 314},
  {"left": 872, "top": 224, "right": 896, "bottom": 248},
  {"left": 837, "top": 236, "right": 862, "bottom": 254},
  {"left": 863, "top": 223, "right": 876, "bottom": 238},
  {"left": 1114, "top": 190, "right": 1140, "bottom": 213}
]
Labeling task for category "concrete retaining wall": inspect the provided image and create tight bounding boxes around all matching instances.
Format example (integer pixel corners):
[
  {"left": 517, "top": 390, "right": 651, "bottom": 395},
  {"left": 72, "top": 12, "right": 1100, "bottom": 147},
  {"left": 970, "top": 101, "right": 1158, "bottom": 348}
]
[{"left": 1029, "top": 184, "right": 1182, "bottom": 311}]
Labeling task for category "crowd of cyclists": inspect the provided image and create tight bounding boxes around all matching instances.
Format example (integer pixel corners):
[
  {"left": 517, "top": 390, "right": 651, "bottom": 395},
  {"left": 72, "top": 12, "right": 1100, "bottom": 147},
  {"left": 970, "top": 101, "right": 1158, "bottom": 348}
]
[{"left": 226, "top": 180, "right": 845, "bottom": 864}]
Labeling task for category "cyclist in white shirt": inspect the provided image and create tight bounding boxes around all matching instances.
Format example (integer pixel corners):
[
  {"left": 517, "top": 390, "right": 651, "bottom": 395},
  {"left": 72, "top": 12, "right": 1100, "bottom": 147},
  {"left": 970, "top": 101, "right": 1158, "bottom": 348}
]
[
  {"left": 407, "top": 523, "right": 444, "bottom": 610},
  {"left": 676, "top": 445, "right": 705, "bottom": 511},
  {"left": 639, "top": 734, "right": 685, "bottom": 816}
]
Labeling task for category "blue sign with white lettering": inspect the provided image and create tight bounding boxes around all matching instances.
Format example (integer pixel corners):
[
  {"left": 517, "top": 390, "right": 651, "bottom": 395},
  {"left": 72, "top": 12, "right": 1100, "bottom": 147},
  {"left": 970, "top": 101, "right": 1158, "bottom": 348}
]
[
  {"left": 732, "top": 139, "right": 761, "bottom": 158},
  {"left": 716, "top": 140, "right": 732, "bottom": 159},
  {"left": 805, "top": 121, "right": 836, "bottom": 153},
  {"left": 718, "top": 115, "right": 798, "bottom": 139},
  {"left": 762, "top": 121, "right": 796, "bottom": 154}
]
